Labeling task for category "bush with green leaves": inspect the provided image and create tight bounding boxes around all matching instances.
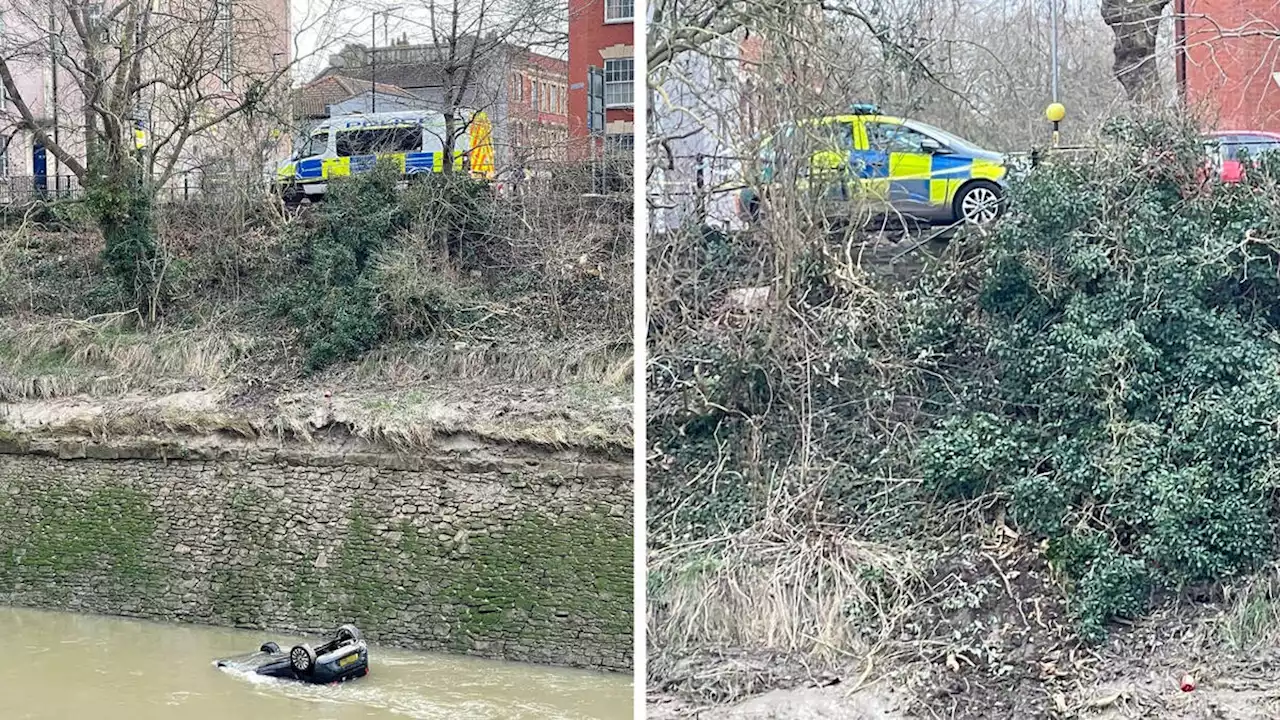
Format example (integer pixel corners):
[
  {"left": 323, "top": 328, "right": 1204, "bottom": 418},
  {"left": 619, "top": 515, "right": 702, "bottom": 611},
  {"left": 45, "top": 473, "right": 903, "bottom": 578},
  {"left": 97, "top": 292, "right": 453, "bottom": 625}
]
[
  {"left": 921, "top": 116, "right": 1280, "bottom": 640},
  {"left": 271, "top": 161, "right": 503, "bottom": 371},
  {"left": 86, "top": 161, "right": 162, "bottom": 317},
  {"left": 272, "top": 161, "right": 405, "bottom": 371}
]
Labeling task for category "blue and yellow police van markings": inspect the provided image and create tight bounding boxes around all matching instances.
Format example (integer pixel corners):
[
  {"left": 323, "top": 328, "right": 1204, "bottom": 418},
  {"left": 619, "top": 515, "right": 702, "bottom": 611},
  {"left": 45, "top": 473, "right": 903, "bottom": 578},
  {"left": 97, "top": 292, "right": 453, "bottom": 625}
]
[
  {"left": 276, "top": 110, "right": 495, "bottom": 190},
  {"left": 285, "top": 149, "right": 471, "bottom": 181}
]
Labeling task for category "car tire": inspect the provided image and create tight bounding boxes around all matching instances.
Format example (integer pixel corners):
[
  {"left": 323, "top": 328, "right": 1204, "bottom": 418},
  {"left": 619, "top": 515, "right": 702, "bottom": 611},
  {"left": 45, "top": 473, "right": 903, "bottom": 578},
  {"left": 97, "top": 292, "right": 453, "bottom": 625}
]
[
  {"left": 289, "top": 644, "right": 317, "bottom": 674},
  {"left": 260, "top": 641, "right": 281, "bottom": 654},
  {"left": 335, "top": 624, "right": 362, "bottom": 643},
  {"left": 953, "top": 180, "right": 1004, "bottom": 226}
]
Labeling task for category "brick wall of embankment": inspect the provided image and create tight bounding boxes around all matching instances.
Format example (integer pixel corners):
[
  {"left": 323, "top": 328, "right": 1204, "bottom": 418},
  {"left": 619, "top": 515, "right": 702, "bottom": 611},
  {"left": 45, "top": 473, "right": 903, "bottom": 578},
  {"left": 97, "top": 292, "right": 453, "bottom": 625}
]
[{"left": 0, "top": 433, "right": 632, "bottom": 671}]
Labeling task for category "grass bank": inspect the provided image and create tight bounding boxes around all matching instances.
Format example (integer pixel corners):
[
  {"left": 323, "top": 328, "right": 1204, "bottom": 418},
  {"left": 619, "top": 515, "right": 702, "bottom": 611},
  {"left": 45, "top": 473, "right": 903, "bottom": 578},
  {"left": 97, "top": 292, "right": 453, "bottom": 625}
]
[{"left": 0, "top": 168, "right": 632, "bottom": 452}]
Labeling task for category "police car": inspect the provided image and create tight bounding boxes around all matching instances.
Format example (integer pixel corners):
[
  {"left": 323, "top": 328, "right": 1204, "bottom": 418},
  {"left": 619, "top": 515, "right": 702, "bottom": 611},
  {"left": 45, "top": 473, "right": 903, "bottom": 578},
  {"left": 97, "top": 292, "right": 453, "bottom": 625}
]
[{"left": 739, "top": 104, "right": 1009, "bottom": 227}]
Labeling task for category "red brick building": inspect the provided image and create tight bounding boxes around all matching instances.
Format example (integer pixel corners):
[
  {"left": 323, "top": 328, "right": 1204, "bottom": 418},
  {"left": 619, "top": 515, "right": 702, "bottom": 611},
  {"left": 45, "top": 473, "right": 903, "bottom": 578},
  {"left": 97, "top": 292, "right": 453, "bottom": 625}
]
[
  {"left": 1176, "top": 0, "right": 1280, "bottom": 132},
  {"left": 508, "top": 51, "right": 570, "bottom": 165},
  {"left": 567, "top": 0, "right": 635, "bottom": 158}
]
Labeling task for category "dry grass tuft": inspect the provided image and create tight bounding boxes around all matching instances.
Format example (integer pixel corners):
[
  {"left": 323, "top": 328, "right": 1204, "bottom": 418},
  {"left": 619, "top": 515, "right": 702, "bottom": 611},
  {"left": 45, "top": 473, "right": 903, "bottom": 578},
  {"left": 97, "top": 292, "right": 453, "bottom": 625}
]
[
  {"left": 1219, "top": 568, "right": 1280, "bottom": 655},
  {"left": 342, "top": 338, "right": 631, "bottom": 387},
  {"left": 0, "top": 314, "right": 252, "bottom": 401},
  {"left": 649, "top": 513, "right": 924, "bottom": 701}
]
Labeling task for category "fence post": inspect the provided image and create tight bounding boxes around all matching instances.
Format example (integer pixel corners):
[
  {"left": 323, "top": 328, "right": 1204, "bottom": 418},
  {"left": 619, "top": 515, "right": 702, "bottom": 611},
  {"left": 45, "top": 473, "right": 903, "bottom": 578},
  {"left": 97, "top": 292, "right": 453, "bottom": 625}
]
[{"left": 695, "top": 153, "right": 706, "bottom": 225}]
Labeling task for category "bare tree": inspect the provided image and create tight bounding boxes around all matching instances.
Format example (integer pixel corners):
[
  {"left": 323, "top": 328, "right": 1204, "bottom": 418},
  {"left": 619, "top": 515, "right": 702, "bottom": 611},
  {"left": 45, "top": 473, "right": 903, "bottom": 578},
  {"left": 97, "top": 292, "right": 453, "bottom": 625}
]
[
  {"left": 0, "top": 0, "right": 341, "bottom": 317},
  {"left": 335, "top": 0, "right": 564, "bottom": 175}
]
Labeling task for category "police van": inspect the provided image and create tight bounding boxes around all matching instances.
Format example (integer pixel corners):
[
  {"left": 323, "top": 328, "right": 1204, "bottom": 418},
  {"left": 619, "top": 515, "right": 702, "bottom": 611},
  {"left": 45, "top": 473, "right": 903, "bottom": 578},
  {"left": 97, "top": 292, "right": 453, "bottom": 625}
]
[{"left": 274, "top": 109, "right": 496, "bottom": 203}]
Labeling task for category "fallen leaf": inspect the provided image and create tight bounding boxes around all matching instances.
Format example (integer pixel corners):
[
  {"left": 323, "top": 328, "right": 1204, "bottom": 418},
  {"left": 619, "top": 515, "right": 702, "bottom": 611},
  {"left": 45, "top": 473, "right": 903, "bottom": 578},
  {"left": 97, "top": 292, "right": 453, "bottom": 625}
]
[{"left": 1089, "top": 692, "right": 1122, "bottom": 708}]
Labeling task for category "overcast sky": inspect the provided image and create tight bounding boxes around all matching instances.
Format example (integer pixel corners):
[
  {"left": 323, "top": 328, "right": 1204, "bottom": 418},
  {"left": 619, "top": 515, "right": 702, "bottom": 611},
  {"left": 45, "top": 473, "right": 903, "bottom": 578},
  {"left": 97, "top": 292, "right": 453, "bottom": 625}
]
[{"left": 289, "top": 0, "right": 569, "bottom": 84}]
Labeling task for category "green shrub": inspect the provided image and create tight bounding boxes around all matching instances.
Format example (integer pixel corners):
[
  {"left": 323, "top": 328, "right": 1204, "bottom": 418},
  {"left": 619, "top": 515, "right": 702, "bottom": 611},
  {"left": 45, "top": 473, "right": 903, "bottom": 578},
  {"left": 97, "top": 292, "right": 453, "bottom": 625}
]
[
  {"left": 922, "top": 116, "right": 1280, "bottom": 641},
  {"left": 1074, "top": 550, "right": 1151, "bottom": 644},
  {"left": 86, "top": 163, "right": 162, "bottom": 317},
  {"left": 273, "top": 161, "right": 404, "bottom": 371},
  {"left": 1009, "top": 474, "right": 1068, "bottom": 536},
  {"left": 1136, "top": 465, "right": 1271, "bottom": 585},
  {"left": 918, "top": 412, "right": 1036, "bottom": 499}
]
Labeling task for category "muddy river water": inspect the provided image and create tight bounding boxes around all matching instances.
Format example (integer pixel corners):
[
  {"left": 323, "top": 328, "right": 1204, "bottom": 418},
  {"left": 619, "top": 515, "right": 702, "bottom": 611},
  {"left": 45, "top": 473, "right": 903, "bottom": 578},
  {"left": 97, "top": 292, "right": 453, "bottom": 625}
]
[{"left": 1, "top": 606, "right": 631, "bottom": 719}]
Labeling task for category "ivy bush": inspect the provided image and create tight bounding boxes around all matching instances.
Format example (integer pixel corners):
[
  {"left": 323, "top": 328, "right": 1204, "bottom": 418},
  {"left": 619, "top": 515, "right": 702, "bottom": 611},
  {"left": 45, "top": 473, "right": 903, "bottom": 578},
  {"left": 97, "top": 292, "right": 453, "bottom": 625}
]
[
  {"left": 921, "top": 117, "right": 1280, "bottom": 640},
  {"left": 272, "top": 161, "right": 403, "bottom": 371},
  {"left": 272, "top": 161, "right": 501, "bottom": 371}
]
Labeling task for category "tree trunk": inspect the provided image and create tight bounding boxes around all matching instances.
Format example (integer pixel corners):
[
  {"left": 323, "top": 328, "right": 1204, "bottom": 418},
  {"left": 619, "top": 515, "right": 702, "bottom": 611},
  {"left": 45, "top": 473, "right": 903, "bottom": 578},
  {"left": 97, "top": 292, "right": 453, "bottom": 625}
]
[
  {"left": 443, "top": 110, "right": 457, "bottom": 176},
  {"left": 1101, "top": 0, "right": 1171, "bottom": 104}
]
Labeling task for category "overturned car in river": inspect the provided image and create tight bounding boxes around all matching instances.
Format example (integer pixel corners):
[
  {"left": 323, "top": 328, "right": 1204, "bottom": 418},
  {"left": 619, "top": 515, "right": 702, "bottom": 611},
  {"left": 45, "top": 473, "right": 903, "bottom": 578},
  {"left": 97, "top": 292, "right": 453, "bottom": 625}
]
[{"left": 216, "top": 624, "right": 369, "bottom": 684}]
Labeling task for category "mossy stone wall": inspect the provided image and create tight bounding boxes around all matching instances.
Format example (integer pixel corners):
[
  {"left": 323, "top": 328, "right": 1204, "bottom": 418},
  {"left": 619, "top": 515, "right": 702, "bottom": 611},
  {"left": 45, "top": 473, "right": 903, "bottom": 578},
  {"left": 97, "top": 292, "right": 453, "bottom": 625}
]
[{"left": 0, "top": 442, "right": 632, "bottom": 671}]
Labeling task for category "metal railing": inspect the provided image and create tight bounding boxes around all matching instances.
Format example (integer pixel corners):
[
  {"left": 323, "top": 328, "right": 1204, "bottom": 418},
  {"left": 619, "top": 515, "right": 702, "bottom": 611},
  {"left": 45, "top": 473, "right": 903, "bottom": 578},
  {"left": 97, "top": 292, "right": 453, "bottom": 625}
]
[
  {"left": 0, "top": 175, "right": 84, "bottom": 204},
  {"left": 0, "top": 171, "right": 274, "bottom": 207}
]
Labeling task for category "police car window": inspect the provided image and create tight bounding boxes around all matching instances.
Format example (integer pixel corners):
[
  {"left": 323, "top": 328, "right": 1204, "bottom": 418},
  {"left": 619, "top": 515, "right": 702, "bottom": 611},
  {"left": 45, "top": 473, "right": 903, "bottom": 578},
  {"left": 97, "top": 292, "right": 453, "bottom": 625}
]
[
  {"left": 866, "top": 123, "right": 931, "bottom": 153},
  {"left": 820, "top": 121, "right": 854, "bottom": 149}
]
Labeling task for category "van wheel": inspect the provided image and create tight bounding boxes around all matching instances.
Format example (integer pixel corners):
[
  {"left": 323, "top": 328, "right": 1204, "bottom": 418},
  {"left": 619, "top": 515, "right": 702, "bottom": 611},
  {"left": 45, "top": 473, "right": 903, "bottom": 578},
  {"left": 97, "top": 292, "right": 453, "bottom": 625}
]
[{"left": 953, "top": 181, "right": 1004, "bottom": 225}]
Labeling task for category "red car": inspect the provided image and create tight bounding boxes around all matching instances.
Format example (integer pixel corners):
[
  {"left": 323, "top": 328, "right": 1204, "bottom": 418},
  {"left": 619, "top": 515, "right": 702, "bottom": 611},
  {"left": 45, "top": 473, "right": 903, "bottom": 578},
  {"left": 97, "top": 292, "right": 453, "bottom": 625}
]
[{"left": 1205, "top": 130, "right": 1280, "bottom": 183}]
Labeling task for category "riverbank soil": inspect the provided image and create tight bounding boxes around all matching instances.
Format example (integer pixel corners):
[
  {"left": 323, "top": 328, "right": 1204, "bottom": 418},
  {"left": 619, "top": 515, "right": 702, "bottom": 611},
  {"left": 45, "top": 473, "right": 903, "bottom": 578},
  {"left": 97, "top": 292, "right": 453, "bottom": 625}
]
[
  {"left": 0, "top": 176, "right": 632, "bottom": 451},
  {"left": 649, "top": 522, "right": 1280, "bottom": 718},
  {"left": 647, "top": 121, "right": 1280, "bottom": 716}
]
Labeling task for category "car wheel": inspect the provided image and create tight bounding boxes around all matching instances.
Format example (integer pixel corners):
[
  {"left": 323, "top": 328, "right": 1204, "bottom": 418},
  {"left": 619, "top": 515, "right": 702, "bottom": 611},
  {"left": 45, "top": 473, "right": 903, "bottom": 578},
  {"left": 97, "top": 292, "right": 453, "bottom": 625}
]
[
  {"left": 954, "top": 180, "right": 1004, "bottom": 225},
  {"left": 289, "top": 644, "right": 317, "bottom": 674},
  {"left": 739, "top": 189, "right": 766, "bottom": 225},
  {"left": 259, "top": 641, "right": 280, "bottom": 654},
  {"left": 335, "top": 624, "right": 362, "bottom": 643}
]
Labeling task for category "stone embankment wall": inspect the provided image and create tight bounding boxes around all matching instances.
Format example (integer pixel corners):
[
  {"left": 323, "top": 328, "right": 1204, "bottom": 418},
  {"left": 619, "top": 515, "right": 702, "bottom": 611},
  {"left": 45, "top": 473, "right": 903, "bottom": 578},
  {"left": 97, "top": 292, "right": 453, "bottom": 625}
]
[{"left": 0, "top": 434, "right": 632, "bottom": 671}]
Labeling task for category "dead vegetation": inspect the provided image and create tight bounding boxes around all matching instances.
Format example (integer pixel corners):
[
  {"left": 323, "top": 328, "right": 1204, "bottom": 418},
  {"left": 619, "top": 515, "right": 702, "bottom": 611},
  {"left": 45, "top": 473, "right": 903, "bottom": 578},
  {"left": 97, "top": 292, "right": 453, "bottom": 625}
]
[{"left": 0, "top": 166, "right": 632, "bottom": 453}]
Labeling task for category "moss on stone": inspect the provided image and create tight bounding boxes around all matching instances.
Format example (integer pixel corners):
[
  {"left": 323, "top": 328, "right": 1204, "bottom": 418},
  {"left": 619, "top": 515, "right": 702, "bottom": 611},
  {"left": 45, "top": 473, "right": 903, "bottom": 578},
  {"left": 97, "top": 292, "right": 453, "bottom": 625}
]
[
  {"left": 0, "top": 456, "right": 633, "bottom": 670},
  {"left": 0, "top": 478, "right": 164, "bottom": 602}
]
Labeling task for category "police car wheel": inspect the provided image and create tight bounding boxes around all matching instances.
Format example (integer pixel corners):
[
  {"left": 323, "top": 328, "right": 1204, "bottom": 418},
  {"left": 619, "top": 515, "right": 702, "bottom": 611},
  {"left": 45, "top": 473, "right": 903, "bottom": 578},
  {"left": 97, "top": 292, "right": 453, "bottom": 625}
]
[
  {"left": 740, "top": 191, "right": 766, "bottom": 224},
  {"left": 955, "top": 181, "right": 1004, "bottom": 225}
]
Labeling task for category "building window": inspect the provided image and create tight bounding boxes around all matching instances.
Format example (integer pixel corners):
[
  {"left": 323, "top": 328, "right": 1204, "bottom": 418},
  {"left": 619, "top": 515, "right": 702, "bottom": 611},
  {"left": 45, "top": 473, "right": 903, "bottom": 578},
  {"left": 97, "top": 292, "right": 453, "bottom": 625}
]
[
  {"left": 604, "top": 0, "right": 633, "bottom": 22},
  {"left": 606, "top": 133, "right": 633, "bottom": 154},
  {"left": 530, "top": 80, "right": 539, "bottom": 112},
  {"left": 604, "top": 58, "right": 633, "bottom": 108},
  {"left": 215, "top": 0, "right": 233, "bottom": 90},
  {"left": 514, "top": 73, "right": 523, "bottom": 102},
  {"left": 0, "top": 145, "right": 8, "bottom": 178}
]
